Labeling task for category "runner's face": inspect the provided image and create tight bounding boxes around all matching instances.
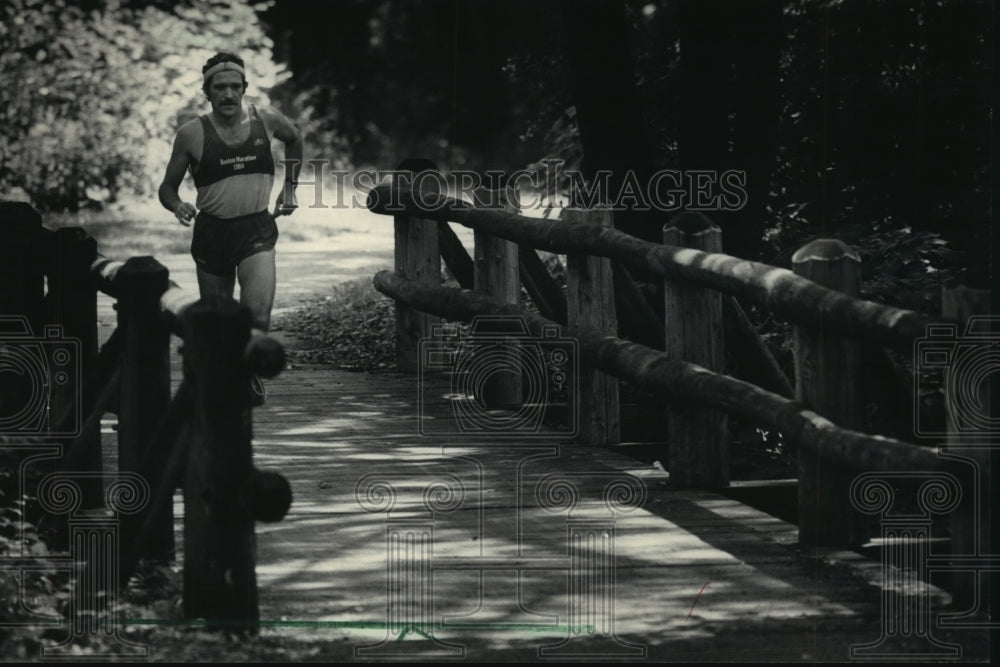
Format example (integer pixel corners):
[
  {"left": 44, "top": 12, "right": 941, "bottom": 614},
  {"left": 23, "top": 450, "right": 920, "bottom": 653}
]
[{"left": 208, "top": 71, "right": 245, "bottom": 118}]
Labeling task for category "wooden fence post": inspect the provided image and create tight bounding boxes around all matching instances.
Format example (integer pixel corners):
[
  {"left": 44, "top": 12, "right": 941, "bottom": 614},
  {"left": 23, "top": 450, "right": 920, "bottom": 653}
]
[
  {"left": 0, "top": 202, "right": 46, "bottom": 333},
  {"left": 564, "top": 207, "right": 620, "bottom": 445},
  {"left": 792, "top": 239, "right": 867, "bottom": 547},
  {"left": 48, "top": 227, "right": 101, "bottom": 508},
  {"left": 392, "top": 159, "right": 441, "bottom": 373},
  {"left": 663, "top": 213, "right": 727, "bottom": 488},
  {"left": 940, "top": 284, "right": 991, "bottom": 613},
  {"left": 116, "top": 257, "right": 173, "bottom": 561},
  {"left": 473, "top": 185, "right": 521, "bottom": 409},
  {"left": 183, "top": 298, "right": 258, "bottom": 629}
]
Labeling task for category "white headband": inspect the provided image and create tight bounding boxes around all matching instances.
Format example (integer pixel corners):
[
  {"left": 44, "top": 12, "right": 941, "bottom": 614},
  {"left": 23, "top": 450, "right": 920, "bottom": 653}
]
[{"left": 203, "top": 61, "right": 245, "bottom": 84}]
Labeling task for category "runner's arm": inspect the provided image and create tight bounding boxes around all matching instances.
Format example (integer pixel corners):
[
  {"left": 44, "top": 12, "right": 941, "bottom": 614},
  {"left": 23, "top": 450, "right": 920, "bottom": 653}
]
[
  {"left": 159, "top": 124, "right": 198, "bottom": 225},
  {"left": 262, "top": 107, "right": 303, "bottom": 215}
]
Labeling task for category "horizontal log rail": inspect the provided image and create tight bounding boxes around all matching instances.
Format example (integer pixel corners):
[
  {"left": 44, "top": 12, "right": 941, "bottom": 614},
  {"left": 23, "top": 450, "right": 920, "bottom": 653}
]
[
  {"left": 92, "top": 254, "right": 285, "bottom": 378},
  {"left": 373, "top": 271, "right": 942, "bottom": 473},
  {"left": 366, "top": 184, "right": 932, "bottom": 347},
  {"left": 369, "top": 166, "right": 987, "bottom": 577}
]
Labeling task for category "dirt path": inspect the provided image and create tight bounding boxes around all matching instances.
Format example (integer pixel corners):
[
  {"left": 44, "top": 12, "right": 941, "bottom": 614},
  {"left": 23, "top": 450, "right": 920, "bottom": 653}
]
[{"left": 96, "top": 242, "right": 395, "bottom": 348}]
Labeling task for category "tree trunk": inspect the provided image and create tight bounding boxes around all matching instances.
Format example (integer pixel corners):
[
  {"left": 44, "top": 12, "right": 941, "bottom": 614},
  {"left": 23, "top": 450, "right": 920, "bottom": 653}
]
[
  {"left": 558, "top": 0, "right": 659, "bottom": 244},
  {"left": 679, "top": 0, "right": 783, "bottom": 261}
]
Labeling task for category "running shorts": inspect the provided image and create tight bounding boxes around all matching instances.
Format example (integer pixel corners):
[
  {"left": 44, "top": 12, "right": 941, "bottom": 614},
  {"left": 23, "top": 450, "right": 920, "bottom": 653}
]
[{"left": 190, "top": 209, "right": 278, "bottom": 277}]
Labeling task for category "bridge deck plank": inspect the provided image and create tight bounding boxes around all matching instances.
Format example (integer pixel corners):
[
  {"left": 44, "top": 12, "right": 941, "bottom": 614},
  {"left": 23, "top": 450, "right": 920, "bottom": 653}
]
[{"left": 97, "top": 367, "right": 988, "bottom": 661}]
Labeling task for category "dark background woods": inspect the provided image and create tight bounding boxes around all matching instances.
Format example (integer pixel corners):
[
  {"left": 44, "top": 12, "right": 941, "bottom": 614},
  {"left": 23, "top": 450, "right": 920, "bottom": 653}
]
[{"left": 0, "top": 0, "right": 992, "bottom": 293}]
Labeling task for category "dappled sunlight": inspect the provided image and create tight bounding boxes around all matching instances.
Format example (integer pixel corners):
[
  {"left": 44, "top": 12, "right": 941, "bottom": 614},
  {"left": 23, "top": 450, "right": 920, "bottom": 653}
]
[
  {"left": 133, "top": 367, "right": 922, "bottom": 658},
  {"left": 373, "top": 447, "right": 465, "bottom": 461},
  {"left": 287, "top": 553, "right": 388, "bottom": 575},
  {"left": 761, "top": 266, "right": 798, "bottom": 291},
  {"left": 683, "top": 495, "right": 794, "bottom": 527},
  {"left": 257, "top": 558, "right": 313, "bottom": 582},
  {"left": 279, "top": 581, "right": 343, "bottom": 593},
  {"left": 253, "top": 437, "right": 360, "bottom": 448},
  {"left": 249, "top": 442, "right": 861, "bottom": 650},
  {"left": 345, "top": 452, "right": 410, "bottom": 461},
  {"left": 278, "top": 500, "right": 360, "bottom": 516},
  {"left": 668, "top": 248, "right": 703, "bottom": 265},
  {"left": 272, "top": 419, "right": 385, "bottom": 436}
]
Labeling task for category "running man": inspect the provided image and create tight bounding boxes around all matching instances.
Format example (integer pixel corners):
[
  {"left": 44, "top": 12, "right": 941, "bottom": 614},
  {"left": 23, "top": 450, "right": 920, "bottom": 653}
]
[{"left": 159, "top": 51, "right": 303, "bottom": 404}]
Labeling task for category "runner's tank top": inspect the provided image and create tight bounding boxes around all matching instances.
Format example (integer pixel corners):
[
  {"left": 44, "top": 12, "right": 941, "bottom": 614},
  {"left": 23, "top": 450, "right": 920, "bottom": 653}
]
[{"left": 193, "top": 104, "right": 275, "bottom": 219}]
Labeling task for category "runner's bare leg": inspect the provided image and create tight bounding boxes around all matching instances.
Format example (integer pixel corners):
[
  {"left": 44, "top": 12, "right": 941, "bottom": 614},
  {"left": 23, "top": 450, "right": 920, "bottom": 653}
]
[
  {"left": 196, "top": 266, "right": 236, "bottom": 302},
  {"left": 237, "top": 249, "right": 276, "bottom": 332}
]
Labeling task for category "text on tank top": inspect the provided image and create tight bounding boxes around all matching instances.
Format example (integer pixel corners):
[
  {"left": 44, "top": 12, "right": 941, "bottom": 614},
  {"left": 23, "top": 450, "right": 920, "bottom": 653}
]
[{"left": 193, "top": 104, "right": 275, "bottom": 219}]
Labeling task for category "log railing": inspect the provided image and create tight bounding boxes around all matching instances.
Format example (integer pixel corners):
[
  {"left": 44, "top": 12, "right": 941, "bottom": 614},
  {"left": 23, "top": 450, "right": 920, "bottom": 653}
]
[
  {"left": 365, "top": 170, "right": 992, "bottom": 616},
  {"left": 0, "top": 201, "right": 290, "bottom": 631},
  {"left": 368, "top": 183, "right": 931, "bottom": 345}
]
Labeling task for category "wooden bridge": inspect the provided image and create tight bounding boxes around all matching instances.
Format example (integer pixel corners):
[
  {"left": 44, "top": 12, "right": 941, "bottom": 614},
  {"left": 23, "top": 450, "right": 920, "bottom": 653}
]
[{"left": 0, "top": 185, "right": 993, "bottom": 661}]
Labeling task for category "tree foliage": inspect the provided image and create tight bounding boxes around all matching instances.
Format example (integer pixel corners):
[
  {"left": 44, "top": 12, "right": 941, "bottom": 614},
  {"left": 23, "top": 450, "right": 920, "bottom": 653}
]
[
  {"left": 262, "top": 0, "right": 562, "bottom": 172},
  {"left": 1, "top": 0, "right": 991, "bottom": 285},
  {"left": 0, "top": 0, "right": 283, "bottom": 211},
  {"left": 769, "top": 0, "right": 991, "bottom": 282},
  {"left": 520, "top": 0, "right": 988, "bottom": 283}
]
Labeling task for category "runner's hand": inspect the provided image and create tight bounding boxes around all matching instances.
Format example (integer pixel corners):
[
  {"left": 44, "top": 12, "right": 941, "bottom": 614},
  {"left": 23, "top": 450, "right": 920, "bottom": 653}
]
[
  {"left": 274, "top": 189, "right": 298, "bottom": 218},
  {"left": 173, "top": 201, "right": 196, "bottom": 226}
]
